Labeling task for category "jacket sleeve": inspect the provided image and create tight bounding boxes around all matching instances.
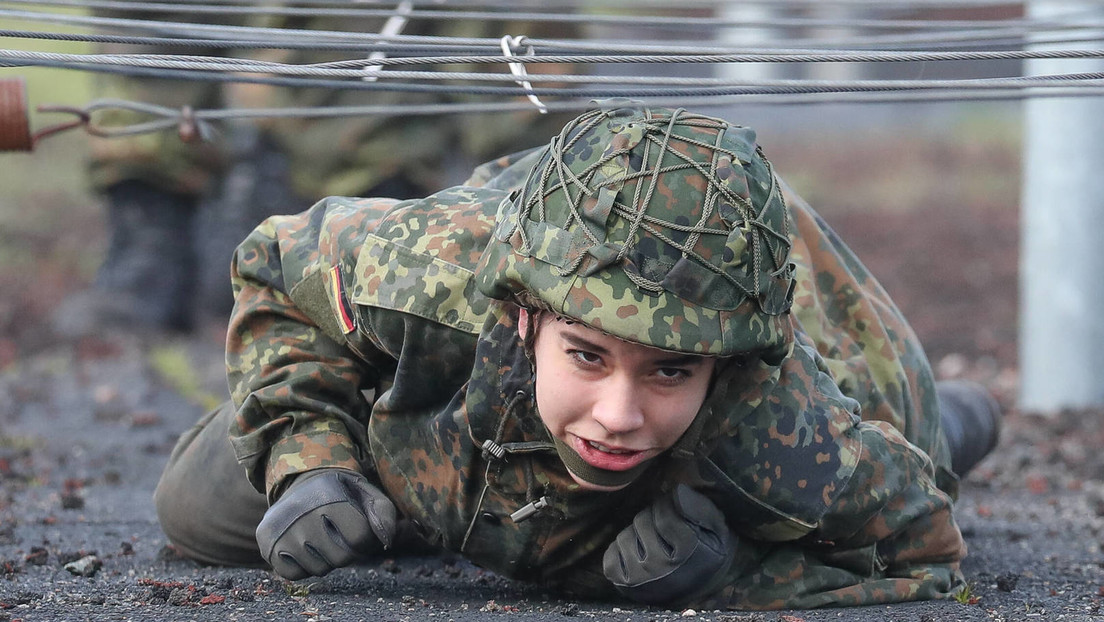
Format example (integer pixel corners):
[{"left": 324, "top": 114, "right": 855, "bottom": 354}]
[
  {"left": 225, "top": 196, "right": 399, "bottom": 502},
  {"left": 689, "top": 344, "right": 966, "bottom": 609},
  {"left": 709, "top": 429, "right": 964, "bottom": 610}
]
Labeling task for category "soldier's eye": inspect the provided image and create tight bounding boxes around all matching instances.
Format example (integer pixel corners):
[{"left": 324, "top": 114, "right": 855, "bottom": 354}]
[
  {"left": 568, "top": 350, "right": 602, "bottom": 366},
  {"left": 655, "top": 368, "right": 691, "bottom": 384}
]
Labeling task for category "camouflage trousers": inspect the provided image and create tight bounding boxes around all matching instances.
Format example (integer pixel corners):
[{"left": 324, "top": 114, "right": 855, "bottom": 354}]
[
  {"left": 154, "top": 400, "right": 440, "bottom": 566},
  {"left": 154, "top": 402, "right": 268, "bottom": 566}
]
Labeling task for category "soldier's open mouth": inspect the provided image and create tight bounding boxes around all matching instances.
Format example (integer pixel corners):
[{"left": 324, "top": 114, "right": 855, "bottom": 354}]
[
  {"left": 572, "top": 435, "right": 648, "bottom": 471},
  {"left": 587, "top": 440, "right": 633, "bottom": 454}
]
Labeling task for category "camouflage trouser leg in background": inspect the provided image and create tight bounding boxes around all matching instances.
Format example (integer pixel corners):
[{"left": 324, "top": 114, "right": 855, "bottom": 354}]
[{"left": 154, "top": 402, "right": 268, "bottom": 567}]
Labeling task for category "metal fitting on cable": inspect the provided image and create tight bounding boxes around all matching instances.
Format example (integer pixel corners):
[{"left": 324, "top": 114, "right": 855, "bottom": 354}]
[
  {"left": 481, "top": 439, "right": 506, "bottom": 460},
  {"left": 500, "top": 35, "right": 548, "bottom": 115},
  {"left": 509, "top": 496, "right": 550, "bottom": 523}
]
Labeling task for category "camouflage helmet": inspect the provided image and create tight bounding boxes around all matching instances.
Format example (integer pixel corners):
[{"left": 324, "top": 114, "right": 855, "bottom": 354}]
[{"left": 474, "top": 102, "right": 795, "bottom": 359}]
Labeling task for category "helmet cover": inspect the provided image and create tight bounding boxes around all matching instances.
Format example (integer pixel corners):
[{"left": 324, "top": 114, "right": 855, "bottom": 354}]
[{"left": 475, "top": 102, "right": 795, "bottom": 358}]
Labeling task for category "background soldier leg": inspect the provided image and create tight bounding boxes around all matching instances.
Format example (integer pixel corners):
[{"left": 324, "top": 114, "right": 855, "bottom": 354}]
[{"left": 937, "top": 379, "right": 1002, "bottom": 477}]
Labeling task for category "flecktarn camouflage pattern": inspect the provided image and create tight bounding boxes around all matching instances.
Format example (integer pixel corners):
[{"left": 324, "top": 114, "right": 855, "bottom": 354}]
[
  {"left": 476, "top": 103, "right": 795, "bottom": 359},
  {"left": 220, "top": 104, "right": 965, "bottom": 610}
]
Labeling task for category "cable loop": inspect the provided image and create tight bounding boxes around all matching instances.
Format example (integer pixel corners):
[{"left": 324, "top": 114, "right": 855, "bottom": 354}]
[
  {"left": 31, "top": 100, "right": 217, "bottom": 146},
  {"left": 31, "top": 104, "right": 88, "bottom": 146}
]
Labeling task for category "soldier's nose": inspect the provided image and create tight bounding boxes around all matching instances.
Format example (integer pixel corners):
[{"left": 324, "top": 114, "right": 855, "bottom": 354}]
[{"left": 591, "top": 376, "right": 645, "bottom": 435}]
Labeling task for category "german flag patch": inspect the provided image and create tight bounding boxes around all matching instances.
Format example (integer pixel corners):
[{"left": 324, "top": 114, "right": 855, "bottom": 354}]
[{"left": 329, "top": 265, "right": 356, "bottom": 334}]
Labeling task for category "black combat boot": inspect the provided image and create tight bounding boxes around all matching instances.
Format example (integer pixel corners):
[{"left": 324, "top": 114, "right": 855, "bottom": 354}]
[
  {"left": 937, "top": 379, "right": 1002, "bottom": 477},
  {"left": 57, "top": 180, "right": 197, "bottom": 334},
  {"left": 193, "top": 129, "right": 302, "bottom": 320}
]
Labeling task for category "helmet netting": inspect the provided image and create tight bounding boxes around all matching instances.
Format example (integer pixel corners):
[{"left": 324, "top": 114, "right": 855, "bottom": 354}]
[{"left": 514, "top": 107, "right": 791, "bottom": 306}]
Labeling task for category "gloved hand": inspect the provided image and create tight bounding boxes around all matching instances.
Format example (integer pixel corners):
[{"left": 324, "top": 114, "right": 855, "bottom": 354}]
[
  {"left": 603, "top": 484, "right": 737, "bottom": 605},
  {"left": 256, "top": 469, "right": 396, "bottom": 580}
]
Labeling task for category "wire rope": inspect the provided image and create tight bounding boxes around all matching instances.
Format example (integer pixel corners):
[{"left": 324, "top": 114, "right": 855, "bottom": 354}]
[
  {"left": 9, "top": 46, "right": 1104, "bottom": 69},
  {"left": 41, "top": 83, "right": 1104, "bottom": 142},
  {"left": 5, "top": 6, "right": 1104, "bottom": 55},
  {"left": 6, "top": 49, "right": 1104, "bottom": 91},
  {"left": 8, "top": 50, "right": 1102, "bottom": 100},
  {"left": 0, "top": 0, "right": 1040, "bottom": 11},
  {"left": 7, "top": 22, "right": 1104, "bottom": 54},
  {"left": 0, "top": 0, "right": 1079, "bottom": 33},
  {"left": 6, "top": 0, "right": 1104, "bottom": 141}
]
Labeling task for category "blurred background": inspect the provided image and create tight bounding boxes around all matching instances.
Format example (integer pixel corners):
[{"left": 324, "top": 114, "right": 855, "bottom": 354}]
[
  {"left": 4, "top": 6, "right": 1104, "bottom": 619},
  {"left": 0, "top": 0, "right": 1094, "bottom": 412}
]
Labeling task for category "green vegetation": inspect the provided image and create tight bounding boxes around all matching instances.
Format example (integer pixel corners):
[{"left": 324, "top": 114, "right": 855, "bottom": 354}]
[
  {"left": 149, "top": 344, "right": 224, "bottom": 412},
  {"left": 953, "top": 582, "right": 981, "bottom": 605}
]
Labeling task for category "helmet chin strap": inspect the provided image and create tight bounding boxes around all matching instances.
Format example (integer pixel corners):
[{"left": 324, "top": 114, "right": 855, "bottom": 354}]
[{"left": 551, "top": 436, "right": 652, "bottom": 489}]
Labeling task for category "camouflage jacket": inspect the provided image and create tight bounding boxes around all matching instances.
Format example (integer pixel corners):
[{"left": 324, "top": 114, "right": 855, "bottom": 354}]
[{"left": 226, "top": 150, "right": 966, "bottom": 610}]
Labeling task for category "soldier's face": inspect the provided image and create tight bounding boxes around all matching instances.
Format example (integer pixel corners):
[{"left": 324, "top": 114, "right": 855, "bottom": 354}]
[{"left": 519, "top": 309, "right": 715, "bottom": 491}]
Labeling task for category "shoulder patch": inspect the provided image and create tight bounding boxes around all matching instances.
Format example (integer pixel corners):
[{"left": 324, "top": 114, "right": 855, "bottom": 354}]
[
  {"left": 288, "top": 268, "right": 347, "bottom": 344},
  {"left": 328, "top": 265, "right": 357, "bottom": 334}
]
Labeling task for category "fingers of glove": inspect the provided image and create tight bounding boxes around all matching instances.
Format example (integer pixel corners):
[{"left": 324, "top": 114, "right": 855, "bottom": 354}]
[
  {"left": 313, "top": 501, "right": 385, "bottom": 559},
  {"left": 337, "top": 472, "right": 398, "bottom": 549},
  {"left": 604, "top": 521, "right": 733, "bottom": 604},
  {"left": 263, "top": 512, "right": 345, "bottom": 579},
  {"left": 269, "top": 535, "right": 337, "bottom": 579},
  {"left": 670, "top": 484, "right": 730, "bottom": 555},
  {"left": 637, "top": 492, "right": 700, "bottom": 565},
  {"left": 603, "top": 496, "right": 697, "bottom": 585},
  {"left": 602, "top": 529, "right": 634, "bottom": 586},
  {"left": 264, "top": 500, "right": 387, "bottom": 579},
  {"left": 268, "top": 549, "right": 310, "bottom": 581},
  {"left": 603, "top": 486, "right": 736, "bottom": 605},
  {"left": 256, "top": 470, "right": 356, "bottom": 557}
]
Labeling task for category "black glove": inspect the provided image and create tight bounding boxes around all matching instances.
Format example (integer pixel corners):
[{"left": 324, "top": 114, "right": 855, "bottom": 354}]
[
  {"left": 256, "top": 469, "right": 396, "bottom": 580},
  {"left": 603, "top": 484, "right": 737, "bottom": 605}
]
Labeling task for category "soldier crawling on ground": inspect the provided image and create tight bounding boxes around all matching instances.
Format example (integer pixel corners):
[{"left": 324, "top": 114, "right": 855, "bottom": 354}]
[{"left": 154, "top": 103, "right": 1001, "bottom": 610}]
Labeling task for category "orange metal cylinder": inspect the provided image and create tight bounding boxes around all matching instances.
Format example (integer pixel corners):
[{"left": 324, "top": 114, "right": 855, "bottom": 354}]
[{"left": 0, "top": 78, "right": 33, "bottom": 152}]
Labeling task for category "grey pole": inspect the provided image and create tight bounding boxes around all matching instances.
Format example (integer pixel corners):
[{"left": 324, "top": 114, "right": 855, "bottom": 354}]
[{"left": 1020, "top": 1, "right": 1104, "bottom": 410}]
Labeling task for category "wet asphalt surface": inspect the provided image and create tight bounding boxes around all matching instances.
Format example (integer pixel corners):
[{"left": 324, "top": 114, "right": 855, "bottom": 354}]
[{"left": 1, "top": 329, "right": 1102, "bottom": 622}]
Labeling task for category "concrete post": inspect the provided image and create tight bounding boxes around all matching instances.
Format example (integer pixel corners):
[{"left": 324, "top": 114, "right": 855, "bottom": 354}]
[
  {"left": 1019, "top": 1, "right": 1104, "bottom": 410},
  {"left": 715, "top": 3, "right": 781, "bottom": 82}
]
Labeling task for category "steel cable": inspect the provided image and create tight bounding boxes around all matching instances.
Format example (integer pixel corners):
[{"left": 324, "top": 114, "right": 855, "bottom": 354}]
[
  {"left": 0, "top": 0, "right": 1086, "bottom": 33},
  {"left": 4, "top": 6, "right": 1104, "bottom": 56},
  {"left": 5, "top": 48, "right": 1104, "bottom": 91},
  {"left": 8, "top": 47, "right": 1104, "bottom": 70},
  {"left": 8, "top": 22, "right": 1104, "bottom": 53},
  {"left": 8, "top": 51, "right": 1102, "bottom": 99},
  {"left": 6, "top": 0, "right": 1104, "bottom": 138}
]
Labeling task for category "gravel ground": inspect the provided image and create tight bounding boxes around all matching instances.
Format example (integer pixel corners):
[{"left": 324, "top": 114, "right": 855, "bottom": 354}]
[{"left": 1, "top": 328, "right": 1102, "bottom": 622}]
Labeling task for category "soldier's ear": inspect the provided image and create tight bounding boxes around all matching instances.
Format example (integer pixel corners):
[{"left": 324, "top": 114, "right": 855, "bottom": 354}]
[{"left": 517, "top": 307, "right": 530, "bottom": 341}]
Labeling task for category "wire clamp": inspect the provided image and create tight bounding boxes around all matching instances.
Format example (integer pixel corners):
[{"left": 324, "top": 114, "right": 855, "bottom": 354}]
[
  {"left": 362, "top": 0, "right": 414, "bottom": 82},
  {"left": 501, "top": 35, "right": 548, "bottom": 115},
  {"left": 177, "top": 105, "right": 201, "bottom": 143}
]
